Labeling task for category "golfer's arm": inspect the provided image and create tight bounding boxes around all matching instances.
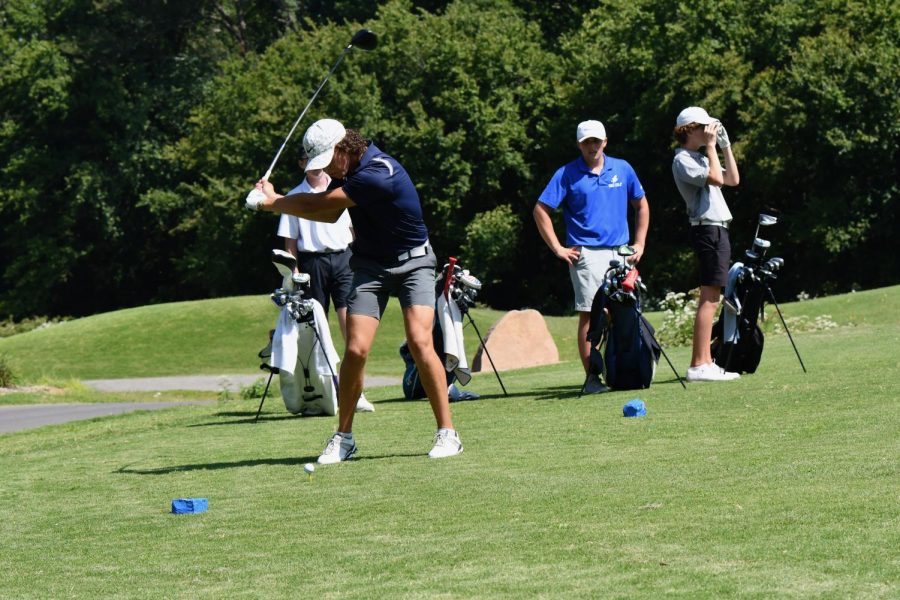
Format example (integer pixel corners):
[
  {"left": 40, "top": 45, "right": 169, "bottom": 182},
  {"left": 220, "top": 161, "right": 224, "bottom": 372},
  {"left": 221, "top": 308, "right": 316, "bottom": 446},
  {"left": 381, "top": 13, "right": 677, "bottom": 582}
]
[
  {"left": 267, "top": 187, "right": 355, "bottom": 223},
  {"left": 631, "top": 196, "right": 649, "bottom": 248},
  {"left": 705, "top": 145, "right": 725, "bottom": 187},
  {"left": 721, "top": 147, "right": 740, "bottom": 187},
  {"left": 533, "top": 202, "right": 564, "bottom": 252}
]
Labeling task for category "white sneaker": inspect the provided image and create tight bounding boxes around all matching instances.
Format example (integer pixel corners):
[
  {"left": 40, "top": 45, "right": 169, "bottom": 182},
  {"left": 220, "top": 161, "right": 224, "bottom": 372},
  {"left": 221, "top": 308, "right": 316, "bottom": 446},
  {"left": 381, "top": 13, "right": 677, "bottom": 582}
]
[
  {"left": 428, "top": 428, "right": 463, "bottom": 459},
  {"left": 317, "top": 433, "right": 357, "bottom": 464},
  {"left": 583, "top": 373, "right": 610, "bottom": 394},
  {"left": 355, "top": 392, "right": 375, "bottom": 413},
  {"left": 685, "top": 362, "right": 741, "bottom": 382}
]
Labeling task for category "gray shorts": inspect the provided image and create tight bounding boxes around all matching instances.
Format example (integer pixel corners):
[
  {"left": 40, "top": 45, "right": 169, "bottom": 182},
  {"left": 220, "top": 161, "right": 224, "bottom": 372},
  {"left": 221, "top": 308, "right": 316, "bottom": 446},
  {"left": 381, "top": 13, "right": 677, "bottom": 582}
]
[
  {"left": 569, "top": 246, "right": 619, "bottom": 312},
  {"left": 347, "top": 253, "right": 437, "bottom": 319}
]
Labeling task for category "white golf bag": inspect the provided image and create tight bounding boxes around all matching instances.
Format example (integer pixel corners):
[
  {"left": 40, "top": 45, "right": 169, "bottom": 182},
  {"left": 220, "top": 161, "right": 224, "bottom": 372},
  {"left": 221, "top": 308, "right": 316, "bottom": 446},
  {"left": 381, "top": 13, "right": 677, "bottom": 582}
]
[{"left": 267, "top": 249, "right": 340, "bottom": 417}]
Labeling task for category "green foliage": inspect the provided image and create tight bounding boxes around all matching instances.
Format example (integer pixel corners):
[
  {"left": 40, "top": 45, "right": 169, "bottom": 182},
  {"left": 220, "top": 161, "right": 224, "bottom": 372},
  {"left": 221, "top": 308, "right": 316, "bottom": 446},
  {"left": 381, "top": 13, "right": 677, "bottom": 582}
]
[
  {"left": 460, "top": 204, "right": 521, "bottom": 284},
  {"left": 655, "top": 289, "right": 700, "bottom": 347},
  {"left": 0, "top": 353, "right": 14, "bottom": 387},
  {"left": 0, "top": 316, "right": 69, "bottom": 338},
  {"left": 239, "top": 377, "right": 268, "bottom": 399},
  {"left": 1, "top": 0, "right": 898, "bottom": 319}
]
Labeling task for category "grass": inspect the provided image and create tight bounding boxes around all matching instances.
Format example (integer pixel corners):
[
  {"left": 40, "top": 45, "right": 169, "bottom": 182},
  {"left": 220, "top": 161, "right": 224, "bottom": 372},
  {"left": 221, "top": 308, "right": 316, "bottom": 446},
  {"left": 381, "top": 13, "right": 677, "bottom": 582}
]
[{"left": 0, "top": 287, "right": 898, "bottom": 597}]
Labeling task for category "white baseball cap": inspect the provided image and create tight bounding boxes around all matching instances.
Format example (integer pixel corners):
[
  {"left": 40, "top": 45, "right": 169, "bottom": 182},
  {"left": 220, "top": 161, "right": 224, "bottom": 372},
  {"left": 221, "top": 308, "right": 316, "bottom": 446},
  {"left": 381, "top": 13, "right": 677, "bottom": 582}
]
[
  {"left": 303, "top": 119, "right": 346, "bottom": 171},
  {"left": 576, "top": 120, "right": 606, "bottom": 142},
  {"left": 675, "top": 106, "right": 717, "bottom": 127}
]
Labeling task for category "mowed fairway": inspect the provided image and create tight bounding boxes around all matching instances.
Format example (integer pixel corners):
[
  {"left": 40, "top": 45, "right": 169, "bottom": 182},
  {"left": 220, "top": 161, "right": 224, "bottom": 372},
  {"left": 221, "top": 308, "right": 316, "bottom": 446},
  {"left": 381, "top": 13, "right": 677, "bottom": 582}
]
[{"left": 0, "top": 288, "right": 898, "bottom": 598}]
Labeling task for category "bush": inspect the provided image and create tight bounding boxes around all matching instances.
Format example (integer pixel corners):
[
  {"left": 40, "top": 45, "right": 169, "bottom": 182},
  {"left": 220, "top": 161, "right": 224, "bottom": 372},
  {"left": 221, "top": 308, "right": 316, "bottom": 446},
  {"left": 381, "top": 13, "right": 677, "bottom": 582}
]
[
  {"left": 0, "top": 355, "right": 16, "bottom": 388},
  {"left": 0, "top": 316, "right": 69, "bottom": 338},
  {"left": 460, "top": 204, "right": 521, "bottom": 285},
  {"left": 239, "top": 378, "right": 268, "bottom": 400},
  {"left": 655, "top": 289, "right": 700, "bottom": 347}
]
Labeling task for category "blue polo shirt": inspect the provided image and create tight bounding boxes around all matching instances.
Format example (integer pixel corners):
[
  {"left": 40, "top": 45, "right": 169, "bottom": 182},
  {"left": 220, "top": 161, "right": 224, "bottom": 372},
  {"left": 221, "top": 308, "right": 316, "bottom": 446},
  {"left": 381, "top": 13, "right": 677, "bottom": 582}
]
[
  {"left": 538, "top": 154, "right": 645, "bottom": 246},
  {"left": 334, "top": 142, "right": 429, "bottom": 261}
]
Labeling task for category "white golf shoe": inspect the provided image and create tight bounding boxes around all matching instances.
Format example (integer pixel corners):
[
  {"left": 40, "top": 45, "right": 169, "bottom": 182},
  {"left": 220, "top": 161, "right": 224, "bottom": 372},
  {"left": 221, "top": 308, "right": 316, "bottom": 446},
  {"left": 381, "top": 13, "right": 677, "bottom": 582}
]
[
  {"left": 685, "top": 362, "right": 740, "bottom": 382},
  {"left": 317, "top": 433, "right": 357, "bottom": 464},
  {"left": 355, "top": 392, "right": 375, "bottom": 413},
  {"left": 428, "top": 428, "right": 463, "bottom": 459}
]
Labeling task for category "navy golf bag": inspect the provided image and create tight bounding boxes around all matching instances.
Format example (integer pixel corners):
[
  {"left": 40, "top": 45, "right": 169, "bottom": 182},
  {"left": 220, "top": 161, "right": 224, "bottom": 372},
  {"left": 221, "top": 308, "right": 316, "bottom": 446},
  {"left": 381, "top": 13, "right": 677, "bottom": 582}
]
[
  {"left": 586, "top": 283, "right": 661, "bottom": 390},
  {"left": 710, "top": 262, "right": 766, "bottom": 374}
]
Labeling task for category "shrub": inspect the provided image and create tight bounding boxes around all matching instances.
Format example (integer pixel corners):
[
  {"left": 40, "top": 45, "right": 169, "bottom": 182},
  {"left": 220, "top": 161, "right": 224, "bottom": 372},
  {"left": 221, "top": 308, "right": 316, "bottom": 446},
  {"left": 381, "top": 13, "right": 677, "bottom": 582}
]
[
  {"left": 460, "top": 204, "right": 521, "bottom": 285},
  {"left": 655, "top": 289, "right": 700, "bottom": 347},
  {"left": 240, "top": 378, "right": 268, "bottom": 400},
  {"left": 0, "top": 355, "right": 16, "bottom": 388}
]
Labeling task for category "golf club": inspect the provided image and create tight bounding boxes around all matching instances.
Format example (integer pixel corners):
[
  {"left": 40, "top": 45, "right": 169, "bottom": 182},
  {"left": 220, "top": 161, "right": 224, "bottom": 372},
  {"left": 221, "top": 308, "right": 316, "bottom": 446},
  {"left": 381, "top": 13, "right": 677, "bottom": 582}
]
[
  {"left": 753, "top": 213, "right": 778, "bottom": 241},
  {"left": 260, "top": 28, "right": 377, "bottom": 181}
]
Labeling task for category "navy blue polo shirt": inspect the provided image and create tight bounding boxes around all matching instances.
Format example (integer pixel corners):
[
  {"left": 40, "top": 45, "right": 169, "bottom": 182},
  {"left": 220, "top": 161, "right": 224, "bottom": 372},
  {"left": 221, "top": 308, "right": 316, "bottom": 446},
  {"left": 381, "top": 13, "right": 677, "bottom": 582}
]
[
  {"left": 538, "top": 154, "right": 645, "bottom": 247},
  {"left": 334, "top": 142, "right": 429, "bottom": 261}
]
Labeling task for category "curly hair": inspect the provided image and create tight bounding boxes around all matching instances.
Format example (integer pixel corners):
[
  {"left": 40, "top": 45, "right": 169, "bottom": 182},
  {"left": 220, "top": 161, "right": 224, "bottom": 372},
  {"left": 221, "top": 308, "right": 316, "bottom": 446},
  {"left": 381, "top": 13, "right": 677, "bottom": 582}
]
[
  {"left": 335, "top": 128, "right": 369, "bottom": 161},
  {"left": 674, "top": 123, "right": 700, "bottom": 145}
]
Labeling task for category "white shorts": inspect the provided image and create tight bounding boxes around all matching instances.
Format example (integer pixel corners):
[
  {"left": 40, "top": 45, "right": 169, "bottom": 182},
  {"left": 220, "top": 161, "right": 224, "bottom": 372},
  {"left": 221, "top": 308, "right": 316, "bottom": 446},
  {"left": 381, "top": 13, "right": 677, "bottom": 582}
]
[{"left": 568, "top": 246, "right": 619, "bottom": 312}]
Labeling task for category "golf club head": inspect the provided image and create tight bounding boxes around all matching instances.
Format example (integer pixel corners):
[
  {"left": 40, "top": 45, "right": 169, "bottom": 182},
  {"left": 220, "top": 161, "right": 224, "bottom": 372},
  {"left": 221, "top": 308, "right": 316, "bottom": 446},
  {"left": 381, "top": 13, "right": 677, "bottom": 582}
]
[
  {"left": 759, "top": 213, "right": 778, "bottom": 226},
  {"left": 753, "top": 238, "right": 771, "bottom": 249},
  {"left": 745, "top": 249, "right": 760, "bottom": 262},
  {"left": 609, "top": 259, "right": 621, "bottom": 269},
  {"left": 271, "top": 249, "right": 298, "bottom": 290},
  {"left": 617, "top": 244, "right": 636, "bottom": 258},
  {"left": 350, "top": 29, "right": 378, "bottom": 51}
]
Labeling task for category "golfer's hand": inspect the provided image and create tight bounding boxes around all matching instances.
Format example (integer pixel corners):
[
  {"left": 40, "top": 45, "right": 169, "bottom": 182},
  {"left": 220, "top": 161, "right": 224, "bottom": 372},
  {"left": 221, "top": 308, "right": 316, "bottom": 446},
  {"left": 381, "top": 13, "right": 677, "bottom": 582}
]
[
  {"left": 627, "top": 243, "right": 644, "bottom": 265},
  {"left": 703, "top": 123, "right": 718, "bottom": 147},
  {"left": 258, "top": 178, "right": 278, "bottom": 200},
  {"left": 554, "top": 245, "right": 580, "bottom": 265},
  {"left": 716, "top": 123, "right": 731, "bottom": 149}
]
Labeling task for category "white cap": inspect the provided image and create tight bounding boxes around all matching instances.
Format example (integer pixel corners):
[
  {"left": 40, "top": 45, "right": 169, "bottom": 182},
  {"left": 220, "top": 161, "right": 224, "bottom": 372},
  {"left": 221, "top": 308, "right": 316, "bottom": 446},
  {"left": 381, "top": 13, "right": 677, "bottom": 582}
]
[
  {"left": 303, "top": 119, "right": 346, "bottom": 171},
  {"left": 675, "top": 106, "right": 717, "bottom": 127},
  {"left": 576, "top": 120, "right": 606, "bottom": 142}
]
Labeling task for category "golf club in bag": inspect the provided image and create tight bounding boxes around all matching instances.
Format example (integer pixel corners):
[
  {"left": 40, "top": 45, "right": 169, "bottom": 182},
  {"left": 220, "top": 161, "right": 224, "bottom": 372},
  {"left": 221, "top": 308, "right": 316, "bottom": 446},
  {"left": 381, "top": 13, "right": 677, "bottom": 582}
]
[
  {"left": 245, "top": 28, "right": 377, "bottom": 206},
  {"left": 582, "top": 245, "right": 686, "bottom": 394},
  {"left": 400, "top": 257, "right": 508, "bottom": 400},
  {"left": 710, "top": 214, "right": 806, "bottom": 374},
  {"left": 254, "top": 249, "right": 341, "bottom": 422}
]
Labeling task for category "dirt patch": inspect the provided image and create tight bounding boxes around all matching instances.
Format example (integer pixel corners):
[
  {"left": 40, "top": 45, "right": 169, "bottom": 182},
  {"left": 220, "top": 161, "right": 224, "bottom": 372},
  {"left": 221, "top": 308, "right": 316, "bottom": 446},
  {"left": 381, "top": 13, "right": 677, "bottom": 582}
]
[{"left": 0, "top": 385, "right": 66, "bottom": 396}]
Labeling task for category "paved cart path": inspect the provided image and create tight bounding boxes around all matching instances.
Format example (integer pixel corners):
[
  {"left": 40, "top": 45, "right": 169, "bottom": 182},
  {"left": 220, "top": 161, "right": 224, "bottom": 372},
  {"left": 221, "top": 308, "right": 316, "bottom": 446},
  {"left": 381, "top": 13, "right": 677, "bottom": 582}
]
[{"left": 1, "top": 374, "right": 400, "bottom": 434}]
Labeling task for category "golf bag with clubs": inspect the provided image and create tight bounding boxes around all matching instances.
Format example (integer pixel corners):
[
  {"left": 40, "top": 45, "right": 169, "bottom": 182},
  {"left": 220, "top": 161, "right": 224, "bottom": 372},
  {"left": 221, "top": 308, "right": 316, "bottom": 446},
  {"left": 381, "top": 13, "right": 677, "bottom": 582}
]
[
  {"left": 584, "top": 246, "right": 685, "bottom": 392},
  {"left": 710, "top": 214, "right": 806, "bottom": 374},
  {"left": 399, "top": 260, "right": 482, "bottom": 401},
  {"left": 257, "top": 249, "right": 340, "bottom": 418}
]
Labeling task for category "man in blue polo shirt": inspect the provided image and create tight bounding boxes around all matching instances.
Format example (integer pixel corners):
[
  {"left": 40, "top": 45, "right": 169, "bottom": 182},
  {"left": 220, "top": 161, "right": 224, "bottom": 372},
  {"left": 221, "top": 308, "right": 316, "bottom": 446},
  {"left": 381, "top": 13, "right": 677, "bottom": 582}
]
[
  {"left": 533, "top": 119, "right": 650, "bottom": 393},
  {"left": 248, "top": 119, "right": 463, "bottom": 463}
]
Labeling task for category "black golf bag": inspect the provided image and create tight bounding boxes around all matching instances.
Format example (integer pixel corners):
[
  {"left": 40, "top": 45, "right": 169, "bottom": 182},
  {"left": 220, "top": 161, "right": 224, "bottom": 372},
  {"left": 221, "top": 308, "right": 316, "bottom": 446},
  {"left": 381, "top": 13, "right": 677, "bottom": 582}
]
[
  {"left": 586, "top": 268, "right": 661, "bottom": 391},
  {"left": 710, "top": 262, "right": 765, "bottom": 374},
  {"left": 399, "top": 260, "right": 479, "bottom": 400}
]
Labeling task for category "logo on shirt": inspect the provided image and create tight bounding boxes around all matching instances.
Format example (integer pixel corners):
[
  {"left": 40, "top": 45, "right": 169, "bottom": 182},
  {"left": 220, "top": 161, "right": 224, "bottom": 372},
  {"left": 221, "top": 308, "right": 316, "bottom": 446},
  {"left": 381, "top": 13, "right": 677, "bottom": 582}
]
[{"left": 609, "top": 174, "right": 623, "bottom": 188}]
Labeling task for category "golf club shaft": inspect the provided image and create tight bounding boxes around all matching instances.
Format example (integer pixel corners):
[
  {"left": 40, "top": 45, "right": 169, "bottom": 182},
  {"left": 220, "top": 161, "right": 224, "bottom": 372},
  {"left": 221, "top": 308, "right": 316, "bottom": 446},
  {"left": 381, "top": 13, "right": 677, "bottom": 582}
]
[{"left": 262, "top": 45, "right": 353, "bottom": 180}]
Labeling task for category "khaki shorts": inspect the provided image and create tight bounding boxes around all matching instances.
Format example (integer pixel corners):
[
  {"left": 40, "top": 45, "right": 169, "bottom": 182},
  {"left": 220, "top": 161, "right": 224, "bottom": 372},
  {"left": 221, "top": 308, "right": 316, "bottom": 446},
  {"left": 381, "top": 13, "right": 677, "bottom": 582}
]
[
  {"left": 347, "top": 253, "right": 437, "bottom": 319},
  {"left": 568, "top": 246, "right": 619, "bottom": 312}
]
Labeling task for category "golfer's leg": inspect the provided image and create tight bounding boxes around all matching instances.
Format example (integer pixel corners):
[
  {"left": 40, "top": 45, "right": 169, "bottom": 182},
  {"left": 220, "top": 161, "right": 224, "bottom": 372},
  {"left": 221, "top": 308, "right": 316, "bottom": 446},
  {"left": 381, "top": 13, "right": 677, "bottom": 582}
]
[
  {"left": 337, "top": 314, "right": 379, "bottom": 432},
  {"left": 577, "top": 311, "right": 591, "bottom": 373},
  {"left": 402, "top": 305, "right": 453, "bottom": 429},
  {"left": 691, "top": 285, "right": 721, "bottom": 367},
  {"left": 336, "top": 307, "right": 348, "bottom": 343}
]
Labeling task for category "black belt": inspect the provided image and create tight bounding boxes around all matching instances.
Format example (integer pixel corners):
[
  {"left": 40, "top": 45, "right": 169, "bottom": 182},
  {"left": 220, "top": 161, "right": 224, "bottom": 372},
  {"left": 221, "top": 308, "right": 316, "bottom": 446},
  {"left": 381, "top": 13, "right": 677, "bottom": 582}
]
[{"left": 299, "top": 248, "right": 348, "bottom": 256}]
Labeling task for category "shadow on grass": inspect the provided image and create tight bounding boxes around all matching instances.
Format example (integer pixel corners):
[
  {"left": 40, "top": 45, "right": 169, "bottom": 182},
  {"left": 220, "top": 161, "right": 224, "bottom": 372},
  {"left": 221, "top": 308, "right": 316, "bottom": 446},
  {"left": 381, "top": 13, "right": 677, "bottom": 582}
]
[{"left": 115, "top": 451, "right": 424, "bottom": 474}]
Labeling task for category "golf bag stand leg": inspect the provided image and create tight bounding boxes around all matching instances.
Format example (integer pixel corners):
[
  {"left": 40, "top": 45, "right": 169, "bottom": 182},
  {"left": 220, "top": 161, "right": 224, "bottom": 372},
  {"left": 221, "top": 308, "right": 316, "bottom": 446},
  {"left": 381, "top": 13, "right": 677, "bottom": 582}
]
[
  {"left": 634, "top": 307, "right": 686, "bottom": 389},
  {"left": 765, "top": 287, "right": 807, "bottom": 373},
  {"left": 254, "top": 365, "right": 279, "bottom": 423},
  {"left": 464, "top": 311, "right": 508, "bottom": 396}
]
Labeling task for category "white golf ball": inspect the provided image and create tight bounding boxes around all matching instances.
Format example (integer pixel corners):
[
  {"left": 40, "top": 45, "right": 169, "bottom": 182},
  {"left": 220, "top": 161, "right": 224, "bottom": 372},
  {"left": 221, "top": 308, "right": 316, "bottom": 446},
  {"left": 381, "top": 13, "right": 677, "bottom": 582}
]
[{"left": 303, "top": 463, "right": 315, "bottom": 474}]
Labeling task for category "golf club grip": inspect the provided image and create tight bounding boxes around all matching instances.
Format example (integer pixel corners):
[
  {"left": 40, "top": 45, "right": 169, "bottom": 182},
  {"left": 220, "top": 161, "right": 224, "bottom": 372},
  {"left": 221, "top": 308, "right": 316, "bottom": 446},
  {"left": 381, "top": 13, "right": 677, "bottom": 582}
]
[
  {"left": 622, "top": 268, "right": 639, "bottom": 293},
  {"left": 443, "top": 257, "right": 457, "bottom": 299}
]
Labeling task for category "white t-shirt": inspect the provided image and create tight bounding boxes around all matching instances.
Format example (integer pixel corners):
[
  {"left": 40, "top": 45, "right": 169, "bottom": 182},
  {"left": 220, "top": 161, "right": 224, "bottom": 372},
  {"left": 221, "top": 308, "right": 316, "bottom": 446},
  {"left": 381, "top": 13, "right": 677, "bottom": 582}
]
[
  {"left": 672, "top": 147, "right": 733, "bottom": 223},
  {"left": 276, "top": 175, "right": 353, "bottom": 252}
]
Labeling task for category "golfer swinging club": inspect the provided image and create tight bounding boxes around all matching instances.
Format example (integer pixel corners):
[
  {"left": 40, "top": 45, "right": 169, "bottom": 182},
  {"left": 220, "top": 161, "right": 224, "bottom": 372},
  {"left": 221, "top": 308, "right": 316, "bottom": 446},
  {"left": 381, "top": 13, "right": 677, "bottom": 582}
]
[{"left": 248, "top": 119, "right": 463, "bottom": 463}]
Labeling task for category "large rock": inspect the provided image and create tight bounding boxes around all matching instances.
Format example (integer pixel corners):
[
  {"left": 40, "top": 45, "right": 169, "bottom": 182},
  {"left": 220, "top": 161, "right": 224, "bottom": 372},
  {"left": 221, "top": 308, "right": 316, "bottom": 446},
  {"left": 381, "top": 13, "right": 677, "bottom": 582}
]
[{"left": 472, "top": 309, "right": 559, "bottom": 372}]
